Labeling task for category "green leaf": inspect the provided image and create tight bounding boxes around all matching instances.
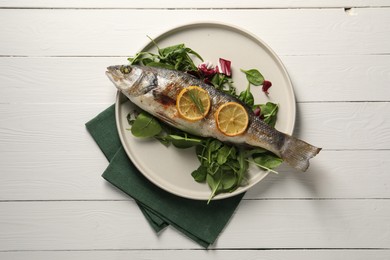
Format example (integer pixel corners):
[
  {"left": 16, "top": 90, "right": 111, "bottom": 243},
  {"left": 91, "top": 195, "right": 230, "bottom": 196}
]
[
  {"left": 128, "top": 52, "right": 158, "bottom": 65},
  {"left": 217, "top": 145, "right": 236, "bottom": 165},
  {"left": 236, "top": 150, "right": 248, "bottom": 185},
  {"left": 161, "top": 134, "right": 202, "bottom": 149},
  {"left": 238, "top": 83, "right": 255, "bottom": 107},
  {"left": 241, "top": 69, "right": 264, "bottom": 86},
  {"left": 130, "top": 112, "right": 162, "bottom": 138},
  {"left": 207, "top": 139, "right": 223, "bottom": 154},
  {"left": 207, "top": 170, "right": 239, "bottom": 203},
  {"left": 242, "top": 148, "right": 267, "bottom": 158},
  {"left": 195, "top": 142, "right": 207, "bottom": 163},
  {"left": 129, "top": 41, "right": 202, "bottom": 73},
  {"left": 185, "top": 47, "right": 204, "bottom": 62},
  {"left": 220, "top": 171, "right": 237, "bottom": 191},
  {"left": 191, "top": 166, "right": 207, "bottom": 182},
  {"left": 253, "top": 153, "right": 283, "bottom": 170},
  {"left": 207, "top": 173, "right": 222, "bottom": 203},
  {"left": 145, "top": 62, "right": 175, "bottom": 70},
  {"left": 159, "top": 43, "right": 185, "bottom": 57},
  {"left": 259, "top": 102, "right": 279, "bottom": 127}
]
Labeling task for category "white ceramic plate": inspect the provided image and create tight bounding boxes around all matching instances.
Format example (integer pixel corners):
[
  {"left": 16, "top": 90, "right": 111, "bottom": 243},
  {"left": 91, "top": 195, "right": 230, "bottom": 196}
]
[{"left": 115, "top": 22, "right": 296, "bottom": 200}]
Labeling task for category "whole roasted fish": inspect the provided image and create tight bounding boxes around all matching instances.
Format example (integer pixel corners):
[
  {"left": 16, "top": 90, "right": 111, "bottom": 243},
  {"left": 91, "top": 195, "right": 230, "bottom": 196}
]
[{"left": 106, "top": 65, "right": 321, "bottom": 171}]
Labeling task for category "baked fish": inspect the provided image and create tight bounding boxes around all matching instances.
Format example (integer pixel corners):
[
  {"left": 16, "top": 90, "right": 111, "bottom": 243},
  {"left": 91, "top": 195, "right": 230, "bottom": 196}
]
[{"left": 106, "top": 65, "right": 321, "bottom": 171}]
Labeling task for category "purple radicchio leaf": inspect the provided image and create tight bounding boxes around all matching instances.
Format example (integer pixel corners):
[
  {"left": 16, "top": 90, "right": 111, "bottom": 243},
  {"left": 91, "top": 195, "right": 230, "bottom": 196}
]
[
  {"left": 218, "top": 58, "right": 232, "bottom": 76},
  {"left": 262, "top": 80, "right": 272, "bottom": 95},
  {"left": 197, "top": 61, "right": 218, "bottom": 78}
]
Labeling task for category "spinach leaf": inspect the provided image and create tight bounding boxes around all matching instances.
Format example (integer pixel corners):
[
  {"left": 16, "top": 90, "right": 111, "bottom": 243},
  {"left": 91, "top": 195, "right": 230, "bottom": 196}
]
[
  {"left": 252, "top": 152, "right": 283, "bottom": 170},
  {"left": 191, "top": 166, "right": 207, "bottom": 182},
  {"left": 217, "top": 145, "right": 236, "bottom": 165},
  {"left": 242, "top": 147, "right": 267, "bottom": 158},
  {"left": 128, "top": 41, "right": 203, "bottom": 72},
  {"left": 161, "top": 134, "right": 202, "bottom": 149},
  {"left": 144, "top": 61, "right": 175, "bottom": 70},
  {"left": 238, "top": 83, "right": 255, "bottom": 107},
  {"left": 207, "top": 173, "right": 222, "bottom": 203},
  {"left": 241, "top": 69, "right": 264, "bottom": 86},
  {"left": 259, "top": 102, "right": 279, "bottom": 127},
  {"left": 128, "top": 52, "right": 159, "bottom": 66},
  {"left": 220, "top": 171, "right": 238, "bottom": 191},
  {"left": 158, "top": 43, "right": 185, "bottom": 57},
  {"left": 130, "top": 112, "right": 162, "bottom": 138},
  {"left": 206, "top": 169, "right": 239, "bottom": 203},
  {"left": 207, "top": 140, "right": 223, "bottom": 157},
  {"left": 193, "top": 139, "right": 246, "bottom": 203},
  {"left": 236, "top": 150, "right": 248, "bottom": 185}
]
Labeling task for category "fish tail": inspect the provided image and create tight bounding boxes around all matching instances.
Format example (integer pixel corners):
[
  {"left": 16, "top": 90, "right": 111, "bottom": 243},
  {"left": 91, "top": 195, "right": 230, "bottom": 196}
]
[{"left": 280, "top": 135, "right": 321, "bottom": 172}]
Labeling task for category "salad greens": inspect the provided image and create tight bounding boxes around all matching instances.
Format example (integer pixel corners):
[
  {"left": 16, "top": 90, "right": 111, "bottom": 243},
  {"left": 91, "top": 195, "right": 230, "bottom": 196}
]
[
  {"left": 128, "top": 39, "right": 203, "bottom": 72},
  {"left": 130, "top": 112, "right": 162, "bottom": 138},
  {"left": 241, "top": 68, "right": 264, "bottom": 86},
  {"left": 238, "top": 83, "right": 255, "bottom": 107},
  {"left": 259, "top": 102, "right": 279, "bottom": 128},
  {"left": 193, "top": 140, "right": 249, "bottom": 203},
  {"left": 127, "top": 41, "right": 282, "bottom": 203}
]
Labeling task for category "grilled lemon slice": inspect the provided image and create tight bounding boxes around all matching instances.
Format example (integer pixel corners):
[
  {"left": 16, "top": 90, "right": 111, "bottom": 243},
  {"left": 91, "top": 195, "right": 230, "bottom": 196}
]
[
  {"left": 176, "top": 86, "right": 211, "bottom": 121},
  {"left": 215, "top": 102, "right": 248, "bottom": 136}
]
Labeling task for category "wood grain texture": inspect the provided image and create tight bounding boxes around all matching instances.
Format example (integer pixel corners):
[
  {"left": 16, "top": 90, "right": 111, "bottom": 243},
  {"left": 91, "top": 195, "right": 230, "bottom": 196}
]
[
  {"left": 1, "top": 250, "right": 390, "bottom": 260},
  {"left": 0, "top": 103, "right": 388, "bottom": 200},
  {"left": 1, "top": 55, "right": 389, "bottom": 104},
  {"left": 0, "top": 200, "right": 389, "bottom": 250},
  {"left": 0, "top": 103, "right": 388, "bottom": 151},
  {"left": 0, "top": 147, "right": 390, "bottom": 200},
  {"left": 1, "top": 148, "right": 389, "bottom": 200},
  {"left": 1, "top": 8, "right": 390, "bottom": 56},
  {"left": 1, "top": 0, "right": 389, "bottom": 8},
  {"left": 0, "top": 2, "right": 389, "bottom": 258}
]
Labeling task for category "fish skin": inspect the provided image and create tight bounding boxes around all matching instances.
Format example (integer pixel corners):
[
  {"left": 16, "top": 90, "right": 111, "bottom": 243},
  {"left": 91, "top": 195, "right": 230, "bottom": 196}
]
[{"left": 106, "top": 65, "right": 321, "bottom": 171}]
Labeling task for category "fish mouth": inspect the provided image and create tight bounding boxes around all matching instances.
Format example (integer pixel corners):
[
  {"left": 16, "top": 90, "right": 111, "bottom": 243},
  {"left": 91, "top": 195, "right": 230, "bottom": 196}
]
[
  {"left": 106, "top": 65, "right": 133, "bottom": 81},
  {"left": 106, "top": 65, "right": 125, "bottom": 82}
]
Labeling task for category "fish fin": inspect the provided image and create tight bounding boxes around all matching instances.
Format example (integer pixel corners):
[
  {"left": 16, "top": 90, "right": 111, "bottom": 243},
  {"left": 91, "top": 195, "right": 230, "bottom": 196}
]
[{"left": 280, "top": 136, "right": 321, "bottom": 172}]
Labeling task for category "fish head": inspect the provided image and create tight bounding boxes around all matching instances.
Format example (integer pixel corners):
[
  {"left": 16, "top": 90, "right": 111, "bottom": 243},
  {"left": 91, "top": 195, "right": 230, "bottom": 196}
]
[
  {"left": 105, "top": 65, "right": 142, "bottom": 92},
  {"left": 106, "top": 65, "right": 157, "bottom": 96}
]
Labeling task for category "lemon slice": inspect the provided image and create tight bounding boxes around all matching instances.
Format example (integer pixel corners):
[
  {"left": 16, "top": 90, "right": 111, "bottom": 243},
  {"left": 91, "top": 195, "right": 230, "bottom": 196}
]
[
  {"left": 176, "top": 86, "right": 211, "bottom": 121},
  {"left": 215, "top": 102, "right": 249, "bottom": 136}
]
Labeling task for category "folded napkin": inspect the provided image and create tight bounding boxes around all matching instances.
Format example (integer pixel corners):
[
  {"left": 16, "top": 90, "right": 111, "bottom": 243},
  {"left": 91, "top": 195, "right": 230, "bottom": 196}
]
[{"left": 86, "top": 105, "right": 244, "bottom": 248}]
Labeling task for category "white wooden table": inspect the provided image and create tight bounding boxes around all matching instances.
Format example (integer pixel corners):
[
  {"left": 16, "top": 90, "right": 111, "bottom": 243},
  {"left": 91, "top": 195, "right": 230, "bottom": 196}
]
[{"left": 1, "top": 1, "right": 390, "bottom": 259}]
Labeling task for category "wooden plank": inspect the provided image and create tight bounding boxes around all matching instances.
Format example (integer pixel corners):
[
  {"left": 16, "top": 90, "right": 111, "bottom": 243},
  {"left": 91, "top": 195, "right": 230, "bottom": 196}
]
[
  {"left": 0, "top": 103, "right": 389, "bottom": 200},
  {"left": 0, "top": 57, "right": 120, "bottom": 104},
  {"left": 0, "top": 200, "right": 389, "bottom": 250},
  {"left": 0, "top": 102, "right": 388, "bottom": 151},
  {"left": 1, "top": 250, "right": 389, "bottom": 260},
  {"left": 246, "top": 150, "right": 390, "bottom": 199},
  {"left": 1, "top": 149, "right": 389, "bottom": 200},
  {"left": 294, "top": 102, "right": 390, "bottom": 150},
  {"left": 1, "top": 8, "right": 390, "bottom": 56},
  {"left": 282, "top": 55, "right": 390, "bottom": 102},
  {"left": 1, "top": 0, "right": 389, "bottom": 9},
  {"left": 1, "top": 55, "right": 389, "bottom": 103}
]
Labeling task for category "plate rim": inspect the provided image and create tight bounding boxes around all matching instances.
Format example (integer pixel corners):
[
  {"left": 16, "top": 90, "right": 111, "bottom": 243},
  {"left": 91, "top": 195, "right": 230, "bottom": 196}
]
[{"left": 115, "top": 21, "right": 296, "bottom": 200}]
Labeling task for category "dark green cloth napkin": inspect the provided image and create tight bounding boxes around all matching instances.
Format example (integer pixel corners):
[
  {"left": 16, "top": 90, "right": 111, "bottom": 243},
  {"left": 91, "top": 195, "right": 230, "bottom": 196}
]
[{"left": 86, "top": 104, "right": 244, "bottom": 248}]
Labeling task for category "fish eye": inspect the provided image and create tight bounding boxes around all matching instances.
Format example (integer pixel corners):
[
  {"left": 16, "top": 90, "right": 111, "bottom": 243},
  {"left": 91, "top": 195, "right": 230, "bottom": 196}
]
[{"left": 120, "top": 65, "right": 132, "bottom": 74}]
